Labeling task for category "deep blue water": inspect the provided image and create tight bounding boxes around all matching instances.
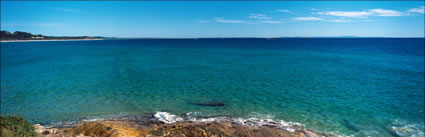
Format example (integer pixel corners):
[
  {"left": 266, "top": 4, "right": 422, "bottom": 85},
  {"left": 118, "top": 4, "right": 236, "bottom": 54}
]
[{"left": 1, "top": 38, "right": 424, "bottom": 136}]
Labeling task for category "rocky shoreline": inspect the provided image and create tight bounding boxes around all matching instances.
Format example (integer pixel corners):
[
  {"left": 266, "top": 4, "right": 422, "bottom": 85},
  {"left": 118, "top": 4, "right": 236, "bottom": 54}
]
[{"left": 33, "top": 117, "right": 325, "bottom": 137}]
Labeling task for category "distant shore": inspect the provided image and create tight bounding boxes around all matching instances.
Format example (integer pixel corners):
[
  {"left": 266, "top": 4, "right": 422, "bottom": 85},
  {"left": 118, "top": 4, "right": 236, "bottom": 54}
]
[{"left": 0, "top": 38, "right": 103, "bottom": 43}]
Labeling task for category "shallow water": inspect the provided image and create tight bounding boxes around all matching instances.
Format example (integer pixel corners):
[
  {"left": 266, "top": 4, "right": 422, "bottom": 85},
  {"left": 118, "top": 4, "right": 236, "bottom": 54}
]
[{"left": 1, "top": 38, "right": 424, "bottom": 136}]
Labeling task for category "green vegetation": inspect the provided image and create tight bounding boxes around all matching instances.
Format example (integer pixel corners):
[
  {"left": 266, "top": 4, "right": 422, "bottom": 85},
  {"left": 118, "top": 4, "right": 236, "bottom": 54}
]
[
  {"left": 0, "top": 116, "right": 38, "bottom": 137},
  {"left": 1, "top": 30, "right": 103, "bottom": 41}
]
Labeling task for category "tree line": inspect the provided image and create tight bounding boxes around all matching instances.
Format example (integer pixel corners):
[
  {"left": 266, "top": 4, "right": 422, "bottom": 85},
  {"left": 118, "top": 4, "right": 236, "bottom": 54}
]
[{"left": 1, "top": 30, "right": 99, "bottom": 40}]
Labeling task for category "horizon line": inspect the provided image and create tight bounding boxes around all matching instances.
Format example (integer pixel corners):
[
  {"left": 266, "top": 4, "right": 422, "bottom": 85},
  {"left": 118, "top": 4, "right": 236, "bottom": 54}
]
[
  {"left": 109, "top": 36, "right": 425, "bottom": 39},
  {"left": 2, "top": 30, "right": 424, "bottom": 39}
]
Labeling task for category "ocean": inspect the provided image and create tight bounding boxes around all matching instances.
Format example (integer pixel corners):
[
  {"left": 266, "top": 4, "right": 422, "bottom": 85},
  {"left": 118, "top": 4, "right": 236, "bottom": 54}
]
[{"left": 1, "top": 38, "right": 424, "bottom": 136}]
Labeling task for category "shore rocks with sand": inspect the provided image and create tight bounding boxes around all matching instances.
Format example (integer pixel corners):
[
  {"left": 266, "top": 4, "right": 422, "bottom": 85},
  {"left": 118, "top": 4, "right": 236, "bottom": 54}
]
[{"left": 34, "top": 120, "right": 324, "bottom": 137}]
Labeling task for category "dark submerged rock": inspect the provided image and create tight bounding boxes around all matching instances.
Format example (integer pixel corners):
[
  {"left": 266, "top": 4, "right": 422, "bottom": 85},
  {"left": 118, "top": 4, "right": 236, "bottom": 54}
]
[
  {"left": 189, "top": 101, "right": 225, "bottom": 107},
  {"left": 341, "top": 119, "right": 361, "bottom": 132},
  {"left": 381, "top": 125, "right": 402, "bottom": 137}
]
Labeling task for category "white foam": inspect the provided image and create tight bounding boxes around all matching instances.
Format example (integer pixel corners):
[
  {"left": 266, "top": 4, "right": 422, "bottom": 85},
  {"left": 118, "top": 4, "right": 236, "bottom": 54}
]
[
  {"left": 390, "top": 119, "right": 424, "bottom": 137},
  {"left": 83, "top": 118, "right": 104, "bottom": 122},
  {"left": 185, "top": 112, "right": 302, "bottom": 133},
  {"left": 154, "top": 112, "right": 184, "bottom": 123}
]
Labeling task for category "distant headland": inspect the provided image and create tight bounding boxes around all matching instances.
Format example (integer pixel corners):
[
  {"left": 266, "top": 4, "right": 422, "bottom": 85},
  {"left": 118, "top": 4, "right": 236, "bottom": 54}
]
[{"left": 0, "top": 30, "right": 109, "bottom": 42}]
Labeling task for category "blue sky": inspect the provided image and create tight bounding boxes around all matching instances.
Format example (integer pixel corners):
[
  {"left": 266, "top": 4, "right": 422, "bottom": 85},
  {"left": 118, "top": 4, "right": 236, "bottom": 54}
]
[{"left": 1, "top": 1, "right": 424, "bottom": 38}]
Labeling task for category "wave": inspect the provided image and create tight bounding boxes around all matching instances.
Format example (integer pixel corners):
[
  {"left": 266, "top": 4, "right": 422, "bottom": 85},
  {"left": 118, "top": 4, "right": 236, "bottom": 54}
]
[
  {"left": 153, "top": 111, "right": 323, "bottom": 135},
  {"left": 40, "top": 111, "right": 338, "bottom": 136},
  {"left": 154, "top": 112, "right": 184, "bottom": 123},
  {"left": 185, "top": 112, "right": 303, "bottom": 132},
  {"left": 389, "top": 119, "right": 424, "bottom": 137},
  {"left": 39, "top": 112, "right": 424, "bottom": 137},
  {"left": 154, "top": 112, "right": 425, "bottom": 137}
]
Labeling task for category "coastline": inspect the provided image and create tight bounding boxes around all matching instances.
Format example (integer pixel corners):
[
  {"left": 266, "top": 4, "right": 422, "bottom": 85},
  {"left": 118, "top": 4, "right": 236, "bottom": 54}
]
[
  {"left": 33, "top": 112, "right": 326, "bottom": 137},
  {"left": 0, "top": 38, "right": 103, "bottom": 43}
]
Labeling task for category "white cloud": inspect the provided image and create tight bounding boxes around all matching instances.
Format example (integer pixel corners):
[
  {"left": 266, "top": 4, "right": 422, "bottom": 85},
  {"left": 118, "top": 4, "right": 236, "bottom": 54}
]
[
  {"left": 294, "top": 17, "right": 323, "bottom": 21},
  {"left": 276, "top": 9, "right": 291, "bottom": 13},
  {"left": 262, "top": 21, "right": 285, "bottom": 24},
  {"left": 55, "top": 8, "right": 82, "bottom": 13},
  {"left": 327, "top": 19, "right": 353, "bottom": 23},
  {"left": 326, "top": 19, "right": 373, "bottom": 23},
  {"left": 311, "top": 8, "right": 319, "bottom": 11},
  {"left": 248, "top": 14, "right": 271, "bottom": 19},
  {"left": 408, "top": 6, "right": 425, "bottom": 14},
  {"left": 370, "top": 9, "right": 403, "bottom": 16},
  {"left": 317, "top": 9, "right": 404, "bottom": 18},
  {"left": 214, "top": 18, "right": 246, "bottom": 23},
  {"left": 317, "top": 11, "right": 373, "bottom": 18},
  {"left": 198, "top": 20, "right": 209, "bottom": 23}
]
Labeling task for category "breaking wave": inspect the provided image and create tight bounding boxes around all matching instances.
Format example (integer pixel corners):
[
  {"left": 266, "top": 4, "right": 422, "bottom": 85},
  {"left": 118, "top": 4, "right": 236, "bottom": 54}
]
[
  {"left": 40, "top": 112, "right": 424, "bottom": 137},
  {"left": 153, "top": 112, "right": 316, "bottom": 134},
  {"left": 389, "top": 119, "right": 424, "bottom": 137},
  {"left": 154, "top": 112, "right": 184, "bottom": 123}
]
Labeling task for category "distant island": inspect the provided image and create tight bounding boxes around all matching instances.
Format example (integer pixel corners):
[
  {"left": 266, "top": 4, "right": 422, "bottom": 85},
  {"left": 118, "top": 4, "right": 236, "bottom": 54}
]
[{"left": 0, "top": 30, "right": 106, "bottom": 42}]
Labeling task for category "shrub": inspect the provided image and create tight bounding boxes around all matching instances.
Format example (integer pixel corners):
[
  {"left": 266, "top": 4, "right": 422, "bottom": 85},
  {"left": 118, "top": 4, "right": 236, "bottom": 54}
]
[{"left": 0, "top": 116, "right": 38, "bottom": 137}]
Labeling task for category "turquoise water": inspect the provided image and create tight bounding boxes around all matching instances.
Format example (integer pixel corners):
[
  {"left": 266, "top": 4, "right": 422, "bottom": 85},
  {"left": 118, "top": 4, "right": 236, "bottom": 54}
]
[{"left": 1, "top": 38, "right": 424, "bottom": 136}]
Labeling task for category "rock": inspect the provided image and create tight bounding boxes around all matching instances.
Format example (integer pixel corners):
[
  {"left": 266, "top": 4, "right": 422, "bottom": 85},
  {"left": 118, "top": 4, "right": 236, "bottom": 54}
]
[
  {"left": 41, "top": 130, "right": 50, "bottom": 135},
  {"left": 70, "top": 121, "right": 146, "bottom": 137},
  {"left": 34, "top": 124, "right": 65, "bottom": 137},
  {"left": 303, "top": 130, "right": 324, "bottom": 137},
  {"left": 33, "top": 124, "right": 45, "bottom": 133},
  {"left": 202, "top": 129, "right": 208, "bottom": 137},
  {"left": 298, "top": 132, "right": 305, "bottom": 137},
  {"left": 189, "top": 101, "right": 225, "bottom": 107},
  {"left": 75, "top": 133, "right": 90, "bottom": 137},
  {"left": 35, "top": 119, "right": 325, "bottom": 137}
]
